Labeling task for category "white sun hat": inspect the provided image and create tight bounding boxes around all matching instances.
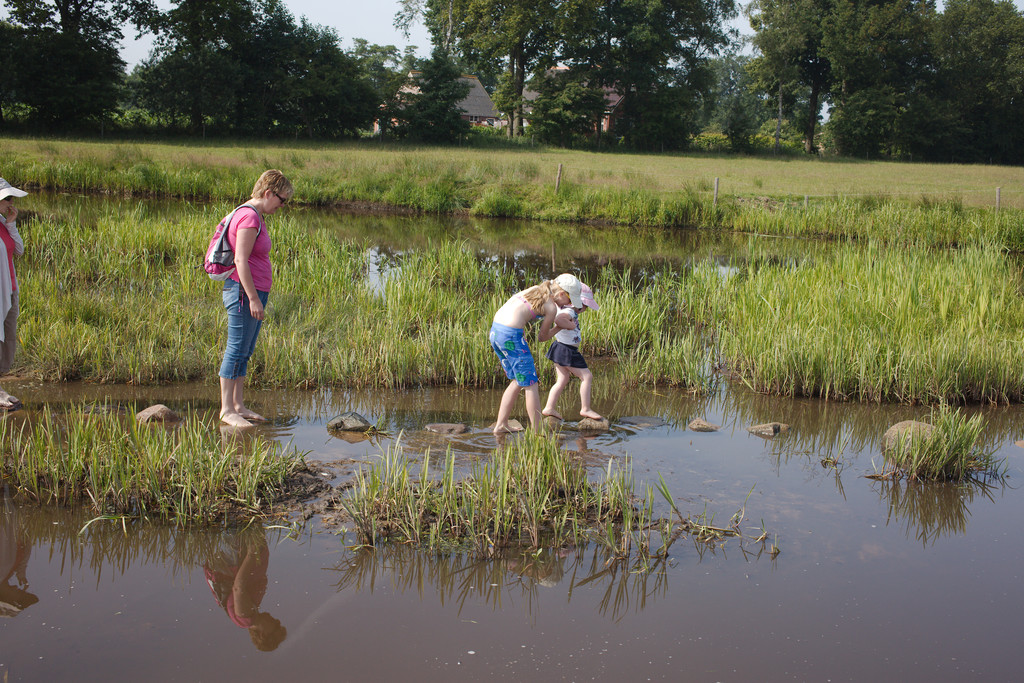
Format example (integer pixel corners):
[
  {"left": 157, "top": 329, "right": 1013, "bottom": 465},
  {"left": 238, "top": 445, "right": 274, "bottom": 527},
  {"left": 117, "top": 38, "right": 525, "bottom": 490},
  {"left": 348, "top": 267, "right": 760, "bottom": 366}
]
[
  {"left": 553, "top": 273, "right": 583, "bottom": 308},
  {"left": 0, "top": 178, "right": 27, "bottom": 201}
]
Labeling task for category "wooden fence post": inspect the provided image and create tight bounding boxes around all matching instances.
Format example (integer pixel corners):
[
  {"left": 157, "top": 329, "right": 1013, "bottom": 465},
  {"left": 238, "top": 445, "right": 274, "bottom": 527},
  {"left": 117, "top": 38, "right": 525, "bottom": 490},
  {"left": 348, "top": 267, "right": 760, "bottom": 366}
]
[
  {"left": 713, "top": 177, "right": 719, "bottom": 207},
  {"left": 555, "top": 163, "right": 563, "bottom": 194},
  {"left": 996, "top": 187, "right": 1001, "bottom": 212}
]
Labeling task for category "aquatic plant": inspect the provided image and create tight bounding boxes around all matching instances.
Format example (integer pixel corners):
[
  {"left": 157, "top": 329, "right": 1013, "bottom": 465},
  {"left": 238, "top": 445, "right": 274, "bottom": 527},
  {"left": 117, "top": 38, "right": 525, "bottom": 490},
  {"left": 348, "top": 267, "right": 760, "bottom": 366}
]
[
  {"left": 695, "top": 242, "right": 1024, "bottom": 404},
  {"left": 3, "top": 137, "right": 1021, "bottom": 242},
  {"left": 878, "top": 405, "right": 1002, "bottom": 481},
  {"left": 337, "top": 432, "right": 769, "bottom": 565},
  {"left": 0, "top": 406, "right": 303, "bottom": 524}
]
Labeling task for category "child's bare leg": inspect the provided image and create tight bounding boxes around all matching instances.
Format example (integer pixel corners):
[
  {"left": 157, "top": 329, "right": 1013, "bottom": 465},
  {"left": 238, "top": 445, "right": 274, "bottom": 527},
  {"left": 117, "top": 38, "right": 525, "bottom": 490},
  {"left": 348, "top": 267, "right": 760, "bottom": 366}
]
[
  {"left": 543, "top": 365, "right": 572, "bottom": 420},
  {"left": 494, "top": 380, "right": 522, "bottom": 434},
  {"left": 572, "top": 367, "right": 602, "bottom": 420},
  {"left": 524, "top": 384, "right": 544, "bottom": 431}
]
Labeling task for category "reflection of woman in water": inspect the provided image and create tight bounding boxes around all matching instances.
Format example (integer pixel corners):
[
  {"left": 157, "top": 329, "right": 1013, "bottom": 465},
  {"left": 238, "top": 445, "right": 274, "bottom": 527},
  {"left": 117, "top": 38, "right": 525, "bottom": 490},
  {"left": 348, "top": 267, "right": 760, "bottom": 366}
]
[
  {"left": 1, "top": 497, "right": 39, "bottom": 618},
  {"left": 203, "top": 530, "right": 287, "bottom": 651}
]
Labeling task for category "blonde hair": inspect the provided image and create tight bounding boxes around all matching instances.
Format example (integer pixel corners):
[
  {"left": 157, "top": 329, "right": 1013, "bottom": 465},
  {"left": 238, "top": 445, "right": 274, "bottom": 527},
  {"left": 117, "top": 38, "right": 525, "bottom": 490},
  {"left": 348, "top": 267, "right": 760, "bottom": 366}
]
[
  {"left": 251, "top": 169, "right": 294, "bottom": 200},
  {"left": 522, "top": 280, "right": 564, "bottom": 313}
]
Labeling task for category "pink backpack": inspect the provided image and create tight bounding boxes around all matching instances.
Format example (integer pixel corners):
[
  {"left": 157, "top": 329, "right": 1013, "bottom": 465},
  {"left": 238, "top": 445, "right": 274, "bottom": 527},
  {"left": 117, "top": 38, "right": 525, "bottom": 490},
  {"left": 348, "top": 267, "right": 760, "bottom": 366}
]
[{"left": 204, "top": 204, "right": 260, "bottom": 280}]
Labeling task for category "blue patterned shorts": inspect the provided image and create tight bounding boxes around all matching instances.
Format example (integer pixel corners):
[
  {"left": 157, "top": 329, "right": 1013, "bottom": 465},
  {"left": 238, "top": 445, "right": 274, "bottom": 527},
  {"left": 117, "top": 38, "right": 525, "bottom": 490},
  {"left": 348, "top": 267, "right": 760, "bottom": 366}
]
[{"left": 489, "top": 322, "right": 538, "bottom": 387}]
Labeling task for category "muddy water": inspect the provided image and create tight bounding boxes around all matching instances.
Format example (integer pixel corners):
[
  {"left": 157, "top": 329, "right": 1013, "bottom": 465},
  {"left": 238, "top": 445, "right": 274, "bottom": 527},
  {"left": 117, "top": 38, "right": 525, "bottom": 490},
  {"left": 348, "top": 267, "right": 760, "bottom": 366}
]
[
  {"left": 3, "top": 377, "right": 1024, "bottom": 681},
  {"left": 4, "top": 202, "right": 1024, "bottom": 679}
]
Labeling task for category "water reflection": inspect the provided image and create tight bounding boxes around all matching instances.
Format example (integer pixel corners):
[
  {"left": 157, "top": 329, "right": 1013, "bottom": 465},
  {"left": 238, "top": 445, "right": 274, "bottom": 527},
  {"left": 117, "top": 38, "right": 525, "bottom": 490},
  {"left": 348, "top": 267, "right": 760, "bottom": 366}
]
[
  {"left": 329, "top": 545, "right": 674, "bottom": 623},
  {"left": 202, "top": 525, "right": 287, "bottom": 652},
  {"left": 1, "top": 496, "right": 291, "bottom": 650},
  {"left": 874, "top": 477, "right": 1001, "bottom": 547},
  {"left": 715, "top": 387, "right": 1024, "bottom": 467},
  {"left": 1, "top": 494, "right": 39, "bottom": 618}
]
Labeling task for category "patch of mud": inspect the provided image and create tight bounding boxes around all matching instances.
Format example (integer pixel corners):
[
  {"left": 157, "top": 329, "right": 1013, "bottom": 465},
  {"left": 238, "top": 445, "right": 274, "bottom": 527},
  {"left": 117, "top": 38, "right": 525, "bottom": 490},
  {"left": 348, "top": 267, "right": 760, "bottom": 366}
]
[{"left": 275, "top": 460, "right": 336, "bottom": 507}]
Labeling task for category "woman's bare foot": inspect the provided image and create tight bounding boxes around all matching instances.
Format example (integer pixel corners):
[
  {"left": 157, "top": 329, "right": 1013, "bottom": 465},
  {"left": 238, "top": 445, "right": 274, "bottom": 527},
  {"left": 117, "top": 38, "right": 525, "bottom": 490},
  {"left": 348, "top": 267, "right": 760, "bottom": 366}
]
[
  {"left": 580, "top": 409, "right": 603, "bottom": 420},
  {"left": 220, "top": 411, "right": 253, "bottom": 428},
  {"left": 238, "top": 408, "right": 267, "bottom": 422},
  {"left": 542, "top": 409, "right": 563, "bottom": 421}
]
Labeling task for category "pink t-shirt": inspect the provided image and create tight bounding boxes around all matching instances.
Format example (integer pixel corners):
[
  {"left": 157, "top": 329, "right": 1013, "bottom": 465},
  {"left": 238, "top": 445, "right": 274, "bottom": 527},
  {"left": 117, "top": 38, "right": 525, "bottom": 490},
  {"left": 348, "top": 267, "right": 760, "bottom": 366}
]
[
  {"left": 0, "top": 222, "right": 17, "bottom": 291},
  {"left": 227, "top": 206, "right": 272, "bottom": 292}
]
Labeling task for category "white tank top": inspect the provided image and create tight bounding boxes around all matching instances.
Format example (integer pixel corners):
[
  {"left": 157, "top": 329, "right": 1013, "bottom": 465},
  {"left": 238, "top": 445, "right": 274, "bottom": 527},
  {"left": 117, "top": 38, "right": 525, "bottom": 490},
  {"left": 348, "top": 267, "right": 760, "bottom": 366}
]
[{"left": 554, "top": 306, "right": 582, "bottom": 346}]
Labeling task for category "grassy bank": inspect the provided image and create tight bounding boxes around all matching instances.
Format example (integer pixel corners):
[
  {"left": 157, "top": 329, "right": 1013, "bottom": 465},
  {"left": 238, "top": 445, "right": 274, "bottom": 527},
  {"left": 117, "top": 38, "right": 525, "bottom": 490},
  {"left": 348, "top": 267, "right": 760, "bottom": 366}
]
[
  {"left": 687, "top": 242, "right": 1024, "bottom": 403},
  {"left": 2, "top": 137, "right": 1022, "bottom": 249}
]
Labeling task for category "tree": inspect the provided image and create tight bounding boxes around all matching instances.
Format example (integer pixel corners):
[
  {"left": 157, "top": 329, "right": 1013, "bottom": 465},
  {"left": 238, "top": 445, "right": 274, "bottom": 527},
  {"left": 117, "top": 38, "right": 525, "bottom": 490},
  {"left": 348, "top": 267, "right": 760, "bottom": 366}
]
[
  {"left": 141, "top": 0, "right": 256, "bottom": 133},
  {"left": 400, "top": 0, "right": 558, "bottom": 137},
  {"left": 397, "top": 47, "right": 471, "bottom": 144},
  {"left": 353, "top": 40, "right": 418, "bottom": 139},
  {"left": 931, "top": 0, "right": 1024, "bottom": 163},
  {"left": 1, "top": 1, "right": 153, "bottom": 127},
  {"left": 281, "top": 20, "right": 378, "bottom": 138},
  {"left": 747, "top": 0, "right": 832, "bottom": 154},
  {"left": 821, "top": 0, "right": 946, "bottom": 159},
  {"left": 526, "top": 68, "right": 607, "bottom": 147},
  {"left": 560, "top": 0, "right": 737, "bottom": 150},
  {"left": 700, "top": 52, "right": 769, "bottom": 152}
]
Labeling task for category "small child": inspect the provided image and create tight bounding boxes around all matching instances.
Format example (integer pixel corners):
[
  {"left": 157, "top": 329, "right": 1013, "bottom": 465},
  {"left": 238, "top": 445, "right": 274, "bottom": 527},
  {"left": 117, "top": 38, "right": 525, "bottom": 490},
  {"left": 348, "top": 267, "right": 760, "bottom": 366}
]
[{"left": 542, "top": 283, "right": 602, "bottom": 422}]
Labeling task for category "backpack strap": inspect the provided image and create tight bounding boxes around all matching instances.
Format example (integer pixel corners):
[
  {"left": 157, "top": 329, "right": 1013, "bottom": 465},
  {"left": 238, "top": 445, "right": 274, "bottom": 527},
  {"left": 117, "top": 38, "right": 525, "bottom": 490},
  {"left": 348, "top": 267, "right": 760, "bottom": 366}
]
[{"left": 225, "top": 203, "right": 262, "bottom": 242}]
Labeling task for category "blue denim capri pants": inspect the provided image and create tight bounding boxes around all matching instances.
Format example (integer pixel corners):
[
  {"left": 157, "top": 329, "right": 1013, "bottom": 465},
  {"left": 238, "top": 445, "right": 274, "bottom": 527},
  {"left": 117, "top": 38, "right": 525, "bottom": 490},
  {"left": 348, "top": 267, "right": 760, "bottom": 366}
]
[{"left": 219, "top": 280, "right": 269, "bottom": 380}]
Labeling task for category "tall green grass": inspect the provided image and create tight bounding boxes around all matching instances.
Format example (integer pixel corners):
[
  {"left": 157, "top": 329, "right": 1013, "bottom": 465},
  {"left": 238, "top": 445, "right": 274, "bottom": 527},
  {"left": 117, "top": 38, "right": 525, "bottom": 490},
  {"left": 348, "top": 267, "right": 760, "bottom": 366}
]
[
  {"left": 7, "top": 142, "right": 1024, "bottom": 403},
  {"left": 689, "top": 242, "right": 1024, "bottom": 404},
  {"left": 15, "top": 203, "right": 712, "bottom": 391},
  {"left": 881, "top": 405, "right": 1001, "bottom": 481},
  {"left": 338, "top": 432, "right": 758, "bottom": 563},
  {"left": 0, "top": 407, "right": 302, "bottom": 524}
]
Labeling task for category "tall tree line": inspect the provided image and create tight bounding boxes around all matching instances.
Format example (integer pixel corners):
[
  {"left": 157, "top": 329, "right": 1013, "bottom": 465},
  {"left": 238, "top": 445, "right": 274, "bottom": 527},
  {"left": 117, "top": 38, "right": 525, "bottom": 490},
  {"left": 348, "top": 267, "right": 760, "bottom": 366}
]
[
  {"left": 399, "top": 0, "right": 738, "bottom": 149},
  {"left": 1, "top": 0, "right": 382, "bottom": 137},
  {"left": 746, "top": 0, "right": 1024, "bottom": 162},
  {"left": 3, "top": 0, "right": 1021, "bottom": 162}
]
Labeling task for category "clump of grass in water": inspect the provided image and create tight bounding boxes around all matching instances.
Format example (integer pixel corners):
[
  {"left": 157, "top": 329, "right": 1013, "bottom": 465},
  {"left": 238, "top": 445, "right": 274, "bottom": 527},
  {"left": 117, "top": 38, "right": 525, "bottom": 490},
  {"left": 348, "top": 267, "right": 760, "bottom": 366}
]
[
  {"left": 339, "top": 433, "right": 772, "bottom": 565},
  {"left": 0, "top": 406, "right": 304, "bottom": 524},
  {"left": 877, "top": 404, "right": 1003, "bottom": 481}
]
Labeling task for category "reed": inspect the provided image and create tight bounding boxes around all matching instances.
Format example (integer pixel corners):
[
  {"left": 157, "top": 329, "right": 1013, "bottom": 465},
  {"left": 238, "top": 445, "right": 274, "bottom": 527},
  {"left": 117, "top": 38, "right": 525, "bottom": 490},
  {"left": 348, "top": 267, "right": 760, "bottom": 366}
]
[
  {"left": 696, "top": 242, "right": 1024, "bottom": 404},
  {"left": 13, "top": 203, "right": 712, "bottom": 391},
  {"left": 337, "top": 432, "right": 768, "bottom": 564},
  {"left": 881, "top": 404, "right": 1001, "bottom": 481},
  {"left": 0, "top": 406, "right": 303, "bottom": 523},
  {"left": 6, "top": 142, "right": 1023, "bottom": 402}
]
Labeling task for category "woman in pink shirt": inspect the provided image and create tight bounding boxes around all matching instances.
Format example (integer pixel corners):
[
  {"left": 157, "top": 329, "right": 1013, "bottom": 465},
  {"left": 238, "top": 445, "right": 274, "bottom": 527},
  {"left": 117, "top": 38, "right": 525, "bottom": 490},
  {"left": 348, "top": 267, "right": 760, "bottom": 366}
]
[{"left": 218, "top": 170, "right": 293, "bottom": 428}]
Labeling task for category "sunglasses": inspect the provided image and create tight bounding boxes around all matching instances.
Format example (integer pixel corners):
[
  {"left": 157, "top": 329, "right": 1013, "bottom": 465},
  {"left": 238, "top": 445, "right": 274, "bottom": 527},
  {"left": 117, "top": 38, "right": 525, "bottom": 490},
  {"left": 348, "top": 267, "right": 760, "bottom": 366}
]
[{"left": 275, "top": 193, "right": 289, "bottom": 205}]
